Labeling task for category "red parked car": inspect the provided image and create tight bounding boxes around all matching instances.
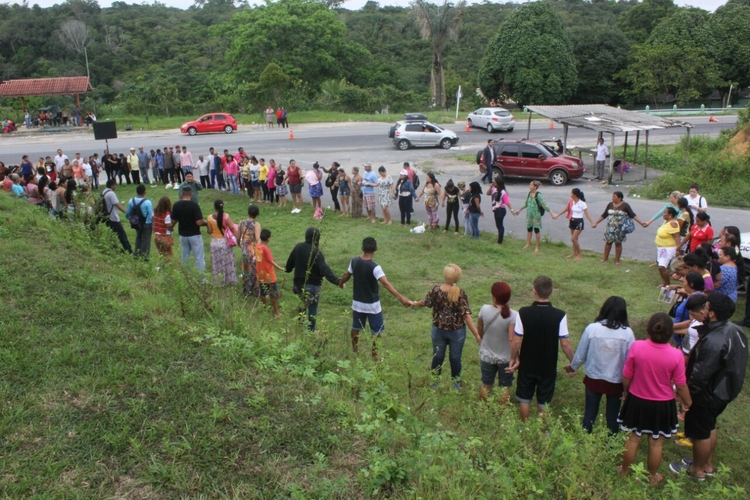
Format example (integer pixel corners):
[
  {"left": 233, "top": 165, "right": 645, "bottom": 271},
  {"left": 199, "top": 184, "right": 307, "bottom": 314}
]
[
  {"left": 482, "top": 139, "right": 585, "bottom": 186},
  {"left": 180, "top": 113, "right": 237, "bottom": 136}
]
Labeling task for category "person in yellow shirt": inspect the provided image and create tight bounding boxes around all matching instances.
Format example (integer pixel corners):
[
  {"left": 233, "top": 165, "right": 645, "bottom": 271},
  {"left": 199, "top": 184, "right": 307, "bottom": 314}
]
[
  {"left": 258, "top": 158, "right": 269, "bottom": 203},
  {"left": 654, "top": 207, "right": 681, "bottom": 287}
]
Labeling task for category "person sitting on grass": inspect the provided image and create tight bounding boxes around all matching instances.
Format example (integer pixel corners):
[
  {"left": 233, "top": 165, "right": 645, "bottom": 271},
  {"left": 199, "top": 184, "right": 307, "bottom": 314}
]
[
  {"left": 617, "top": 313, "right": 691, "bottom": 487},
  {"left": 255, "top": 228, "right": 285, "bottom": 319}
]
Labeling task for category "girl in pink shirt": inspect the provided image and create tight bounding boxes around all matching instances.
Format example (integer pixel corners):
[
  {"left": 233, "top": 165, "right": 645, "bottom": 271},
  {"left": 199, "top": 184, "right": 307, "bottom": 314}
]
[
  {"left": 225, "top": 157, "right": 239, "bottom": 195},
  {"left": 618, "top": 313, "right": 692, "bottom": 486}
]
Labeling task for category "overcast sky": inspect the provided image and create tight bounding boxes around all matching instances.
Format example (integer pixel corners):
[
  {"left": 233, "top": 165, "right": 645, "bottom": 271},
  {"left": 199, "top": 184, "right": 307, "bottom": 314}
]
[{"left": 2, "top": 0, "right": 730, "bottom": 13}]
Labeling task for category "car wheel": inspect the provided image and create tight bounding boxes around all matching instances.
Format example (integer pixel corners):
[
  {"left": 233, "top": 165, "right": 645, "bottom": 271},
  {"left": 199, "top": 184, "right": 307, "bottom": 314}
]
[
  {"left": 187, "top": 127, "right": 197, "bottom": 136},
  {"left": 224, "top": 125, "right": 234, "bottom": 134},
  {"left": 467, "top": 119, "right": 473, "bottom": 129},
  {"left": 549, "top": 169, "right": 568, "bottom": 186},
  {"left": 486, "top": 123, "right": 494, "bottom": 133},
  {"left": 492, "top": 167, "right": 504, "bottom": 180},
  {"left": 440, "top": 138, "right": 452, "bottom": 150},
  {"left": 397, "top": 139, "right": 410, "bottom": 151}
]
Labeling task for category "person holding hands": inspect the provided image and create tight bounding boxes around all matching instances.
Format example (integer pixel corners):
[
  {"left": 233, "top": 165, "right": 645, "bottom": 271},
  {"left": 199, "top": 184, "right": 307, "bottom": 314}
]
[{"left": 552, "top": 188, "right": 595, "bottom": 260}]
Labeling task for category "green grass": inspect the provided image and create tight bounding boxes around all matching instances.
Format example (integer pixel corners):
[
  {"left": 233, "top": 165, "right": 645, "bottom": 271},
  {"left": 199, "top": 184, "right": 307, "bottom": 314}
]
[{"left": 1, "top": 189, "right": 748, "bottom": 498}]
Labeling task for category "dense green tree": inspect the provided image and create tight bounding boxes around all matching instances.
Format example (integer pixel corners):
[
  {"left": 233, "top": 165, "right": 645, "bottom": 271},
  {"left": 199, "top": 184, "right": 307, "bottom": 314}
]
[
  {"left": 478, "top": 1, "right": 577, "bottom": 107},
  {"left": 569, "top": 25, "right": 630, "bottom": 104},
  {"left": 618, "top": 7, "right": 721, "bottom": 105},
  {"left": 410, "top": 0, "right": 465, "bottom": 109},
  {"left": 223, "top": 0, "right": 368, "bottom": 90},
  {"left": 708, "top": 0, "right": 750, "bottom": 91},
  {"left": 616, "top": 0, "right": 677, "bottom": 44}
]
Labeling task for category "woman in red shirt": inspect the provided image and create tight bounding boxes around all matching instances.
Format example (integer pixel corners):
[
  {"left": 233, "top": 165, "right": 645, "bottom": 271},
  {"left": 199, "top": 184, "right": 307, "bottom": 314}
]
[{"left": 683, "top": 213, "right": 714, "bottom": 253}]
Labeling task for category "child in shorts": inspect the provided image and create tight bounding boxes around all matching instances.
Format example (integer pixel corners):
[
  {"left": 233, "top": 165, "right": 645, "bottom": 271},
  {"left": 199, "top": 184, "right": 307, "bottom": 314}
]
[
  {"left": 255, "top": 228, "right": 284, "bottom": 318},
  {"left": 339, "top": 236, "right": 411, "bottom": 360}
]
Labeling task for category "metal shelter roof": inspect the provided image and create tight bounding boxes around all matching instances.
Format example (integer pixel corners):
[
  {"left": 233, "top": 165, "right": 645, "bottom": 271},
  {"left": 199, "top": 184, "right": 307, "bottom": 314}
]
[
  {"left": 525, "top": 104, "right": 692, "bottom": 133},
  {"left": 0, "top": 77, "right": 92, "bottom": 97}
]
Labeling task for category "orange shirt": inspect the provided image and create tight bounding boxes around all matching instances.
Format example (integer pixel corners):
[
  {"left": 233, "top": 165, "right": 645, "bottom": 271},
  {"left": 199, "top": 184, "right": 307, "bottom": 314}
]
[{"left": 255, "top": 244, "right": 276, "bottom": 284}]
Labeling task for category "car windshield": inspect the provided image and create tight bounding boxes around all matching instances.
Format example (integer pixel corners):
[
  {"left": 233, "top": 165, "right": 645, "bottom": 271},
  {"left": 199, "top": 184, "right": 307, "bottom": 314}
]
[
  {"left": 540, "top": 143, "right": 559, "bottom": 157},
  {"left": 494, "top": 110, "right": 511, "bottom": 117}
]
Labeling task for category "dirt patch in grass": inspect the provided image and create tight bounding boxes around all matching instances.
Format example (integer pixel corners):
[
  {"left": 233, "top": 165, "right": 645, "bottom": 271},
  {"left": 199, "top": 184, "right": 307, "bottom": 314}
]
[{"left": 724, "top": 125, "right": 750, "bottom": 159}]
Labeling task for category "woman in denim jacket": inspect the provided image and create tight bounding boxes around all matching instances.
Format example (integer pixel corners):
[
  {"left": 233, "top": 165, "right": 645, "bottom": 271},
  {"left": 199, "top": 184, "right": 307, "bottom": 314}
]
[{"left": 565, "top": 296, "right": 635, "bottom": 434}]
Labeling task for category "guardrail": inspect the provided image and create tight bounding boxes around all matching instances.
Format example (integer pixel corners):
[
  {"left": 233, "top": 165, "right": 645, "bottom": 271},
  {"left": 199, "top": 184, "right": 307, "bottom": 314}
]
[{"left": 640, "top": 104, "right": 739, "bottom": 116}]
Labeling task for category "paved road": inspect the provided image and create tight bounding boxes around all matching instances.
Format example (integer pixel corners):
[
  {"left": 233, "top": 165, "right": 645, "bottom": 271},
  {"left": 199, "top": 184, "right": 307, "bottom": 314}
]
[{"left": 2, "top": 115, "right": 743, "bottom": 263}]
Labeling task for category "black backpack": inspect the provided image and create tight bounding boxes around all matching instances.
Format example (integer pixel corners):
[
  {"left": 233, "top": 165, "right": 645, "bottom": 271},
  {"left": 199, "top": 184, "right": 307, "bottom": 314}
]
[
  {"left": 128, "top": 198, "right": 147, "bottom": 230},
  {"left": 412, "top": 172, "right": 420, "bottom": 189}
]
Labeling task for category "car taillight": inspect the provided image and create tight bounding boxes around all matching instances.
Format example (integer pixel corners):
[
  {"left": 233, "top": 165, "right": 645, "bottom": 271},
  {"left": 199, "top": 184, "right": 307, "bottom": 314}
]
[
  {"left": 510, "top": 117, "right": 515, "bottom": 121},
  {"left": 395, "top": 131, "right": 401, "bottom": 136},
  {"left": 492, "top": 117, "right": 498, "bottom": 122}
]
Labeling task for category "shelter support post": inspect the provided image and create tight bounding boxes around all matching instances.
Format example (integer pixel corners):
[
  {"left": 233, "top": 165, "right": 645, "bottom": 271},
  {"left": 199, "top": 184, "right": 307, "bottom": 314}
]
[
  {"left": 621, "top": 131, "right": 629, "bottom": 181},
  {"left": 75, "top": 94, "right": 80, "bottom": 108},
  {"left": 633, "top": 131, "right": 640, "bottom": 165},
  {"left": 608, "top": 133, "right": 615, "bottom": 184},
  {"left": 20, "top": 96, "right": 26, "bottom": 111},
  {"left": 526, "top": 110, "right": 532, "bottom": 140},
  {"left": 644, "top": 131, "right": 650, "bottom": 180},
  {"left": 562, "top": 124, "right": 569, "bottom": 155}
]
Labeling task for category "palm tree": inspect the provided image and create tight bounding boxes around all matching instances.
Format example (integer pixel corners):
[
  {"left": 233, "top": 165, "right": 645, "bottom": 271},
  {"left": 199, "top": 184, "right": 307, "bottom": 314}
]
[{"left": 411, "top": 0, "right": 466, "bottom": 109}]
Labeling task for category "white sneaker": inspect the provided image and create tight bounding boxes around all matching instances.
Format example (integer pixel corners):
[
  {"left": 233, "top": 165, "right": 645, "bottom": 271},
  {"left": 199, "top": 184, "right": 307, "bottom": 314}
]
[
  {"left": 174, "top": 185, "right": 180, "bottom": 190},
  {"left": 165, "top": 183, "right": 172, "bottom": 189}
]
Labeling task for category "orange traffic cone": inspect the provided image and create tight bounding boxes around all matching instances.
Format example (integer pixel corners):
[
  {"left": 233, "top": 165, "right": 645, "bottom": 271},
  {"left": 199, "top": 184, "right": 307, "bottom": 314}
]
[
  {"left": 289, "top": 128, "right": 295, "bottom": 139},
  {"left": 465, "top": 120, "right": 471, "bottom": 132},
  {"left": 549, "top": 120, "right": 555, "bottom": 129},
  {"left": 708, "top": 116, "right": 719, "bottom": 123}
]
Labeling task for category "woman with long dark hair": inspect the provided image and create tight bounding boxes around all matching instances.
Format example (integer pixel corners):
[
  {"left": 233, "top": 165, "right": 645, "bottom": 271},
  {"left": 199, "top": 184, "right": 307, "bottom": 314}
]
[
  {"left": 206, "top": 199, "right": 239, "bottom": 287},
  {"left": 467, "top": 181, "right": 483, "bottom": 238},
  {"left": 553, "top": 188, "right": 595, "bottom": 260},
  {"left": 487, "top": 176, "right": 512, "bottom": 244},
  {"left": 415, "top": 172, "right": 441, "bottom": 231},
  {"left": 566, "top": 296, "right": 635, "bottom": 434}
]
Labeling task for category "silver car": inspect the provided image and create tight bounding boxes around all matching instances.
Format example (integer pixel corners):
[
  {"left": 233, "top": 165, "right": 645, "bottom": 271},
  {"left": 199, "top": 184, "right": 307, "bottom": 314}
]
[
  {"left": 391, "top": 120, "right": 459, "bottom": 150},
  {"left": 467, "top": 107, "right": 515, "bottom": 133}
]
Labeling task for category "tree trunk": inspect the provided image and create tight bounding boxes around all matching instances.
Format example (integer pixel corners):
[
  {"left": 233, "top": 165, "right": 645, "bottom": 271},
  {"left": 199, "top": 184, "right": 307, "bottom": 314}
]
[{"left": 432, "top": 49, "right": 445, "bottom": 109}]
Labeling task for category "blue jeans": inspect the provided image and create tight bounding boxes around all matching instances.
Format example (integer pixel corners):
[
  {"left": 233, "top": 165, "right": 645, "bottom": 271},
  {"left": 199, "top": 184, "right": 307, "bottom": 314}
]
[
  {"left": 431, "top": 325, "right": 466, "bottom": 380},
  {"left": 462, "top": 205, "right": 470, "bottom": 235},
  {"left": 295, "top": 284, "right": 321, "bottom": 331},
  {"left": 583, "top": 388, "right": 622, "bottom": 435},
  {"left": 180, "top": 234, "right": 205, "bottom": 272},
  {"left": 228, "top": 174, "right": 239, "bottom": 194},
  {"left": 469, "top": 212, "right": 480, "bottom": 238}
]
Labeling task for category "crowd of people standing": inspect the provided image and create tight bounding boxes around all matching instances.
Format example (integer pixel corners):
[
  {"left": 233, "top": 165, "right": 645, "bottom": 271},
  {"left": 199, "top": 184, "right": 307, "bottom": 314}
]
[{"left": 3, "top": 142, "right": 750, "bottom": 488}]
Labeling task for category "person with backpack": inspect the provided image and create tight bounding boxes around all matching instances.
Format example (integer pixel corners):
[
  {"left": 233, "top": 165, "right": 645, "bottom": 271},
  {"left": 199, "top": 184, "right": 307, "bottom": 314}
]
[
  {"left": 101, "top": 179, "right": 132, "bottom": 254},
  {"left": 512, "top": 180, "right": 554, "bottom": 254},
  {"left": 126, "top": 184, "right": 154, "bottom": 260}
]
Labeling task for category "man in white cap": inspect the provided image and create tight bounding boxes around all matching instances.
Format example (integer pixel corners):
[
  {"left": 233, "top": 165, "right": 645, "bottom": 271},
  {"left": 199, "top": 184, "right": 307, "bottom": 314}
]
[{"left": 127, "top": 147, "right": 141, "bottom": 184}]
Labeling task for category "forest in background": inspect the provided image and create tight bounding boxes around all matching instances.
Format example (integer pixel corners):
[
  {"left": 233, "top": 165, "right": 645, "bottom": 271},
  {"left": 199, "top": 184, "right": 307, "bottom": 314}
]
[{"left": 0, "top": 0, "right": 749, "bottom": 117}]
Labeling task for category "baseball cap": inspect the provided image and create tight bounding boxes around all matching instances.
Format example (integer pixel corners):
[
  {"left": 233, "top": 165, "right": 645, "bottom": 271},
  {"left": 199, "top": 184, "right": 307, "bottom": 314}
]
[{"left": 363, "top": 162, "right": 372, "bottom": 167}]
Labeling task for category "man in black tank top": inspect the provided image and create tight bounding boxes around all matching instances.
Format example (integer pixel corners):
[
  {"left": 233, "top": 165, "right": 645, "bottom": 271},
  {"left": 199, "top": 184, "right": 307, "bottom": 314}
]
[
  {"left": 509, "top": 276, "right": 574, "bottom": 422},
  {"left": 339, "top": 237, "right": 411, "bottom": 361}
]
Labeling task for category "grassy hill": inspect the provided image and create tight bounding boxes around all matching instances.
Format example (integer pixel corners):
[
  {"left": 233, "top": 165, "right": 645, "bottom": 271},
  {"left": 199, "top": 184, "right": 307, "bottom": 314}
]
[{"left": 0, "top": 189, "right": 747, "bottom": 499}]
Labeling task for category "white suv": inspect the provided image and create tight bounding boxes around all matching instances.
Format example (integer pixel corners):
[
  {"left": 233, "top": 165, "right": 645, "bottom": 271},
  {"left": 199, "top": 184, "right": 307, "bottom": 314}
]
[
  {"left": 388, "top": 114, "right": 459, "bottom": 150},
  {"left": 467, "top": 107, "right": 515, "bottom": 133}
]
